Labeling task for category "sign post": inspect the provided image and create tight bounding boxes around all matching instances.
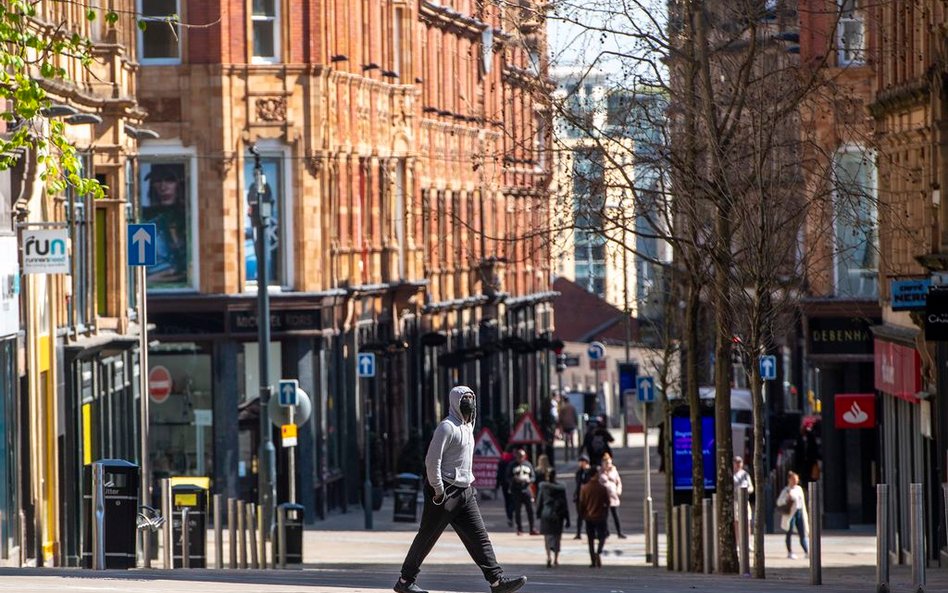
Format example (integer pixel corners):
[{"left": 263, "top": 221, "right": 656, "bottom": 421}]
[
  {"left": 357, "top": 351, "right": 376, "bottom": 530},
  {"left": 587, "top": 342, "right": 606, "bottom": 416},
  {"left": 637, "top": 375, "right": 655, "bottom": 563},
  {"left": 278, "top": 380, "right": 300, "bottom": 503},
  {"left": 128, "top": 223, "right": 156, "bottom": 567}
]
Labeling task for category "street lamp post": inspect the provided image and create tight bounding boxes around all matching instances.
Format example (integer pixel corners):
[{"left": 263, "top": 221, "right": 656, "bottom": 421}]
[{"left": 251, "top": 145, "right": 277, "bottom": 539}]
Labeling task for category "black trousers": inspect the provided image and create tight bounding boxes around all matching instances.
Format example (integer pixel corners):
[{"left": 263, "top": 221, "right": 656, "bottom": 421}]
[
  {"left": 511, "top": 488, "right": 534, "bottom": 531},
  {"left": 586, "top": 519, "right": 608, "bottom": 559},
  {"left": 574, "top": 501, "right": 584, "bottom": 537},
  {"left": 400, "top": 483, "right": 503, "bottom": 584}
]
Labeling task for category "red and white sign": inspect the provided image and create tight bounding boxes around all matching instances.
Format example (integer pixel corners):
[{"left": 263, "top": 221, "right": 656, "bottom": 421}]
[
  {"left": 834, "top": 393, "right": 876, "bottom": 429},
  {"left": 589, "top": 359, "right": 607, "bottom": 370},
  {"left": 873, "top": 339, "right": 921, "bottom": 402},
  {"left": 509, "top": 412, "right": 543, "bottom": 444},
  {"left": 473, "top": 428, "right": 502, "bottom": 489},
  {"left": 148, "top": 365, "right": 173, "bottom": 403}
]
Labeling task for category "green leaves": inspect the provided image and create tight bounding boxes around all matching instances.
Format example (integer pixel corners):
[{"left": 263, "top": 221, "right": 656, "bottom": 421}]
[{"left": 0, "top": 1, "right": 105, "bottom": 199}]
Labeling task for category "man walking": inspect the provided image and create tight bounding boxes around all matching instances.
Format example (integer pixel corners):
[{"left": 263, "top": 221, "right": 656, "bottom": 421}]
[
  {"left": 395, "top": 386, "right": 527, "bottom": 593},
  {"left": 579, "top": 465, "right": 610, "bottom": 567},
  {"left": 508, "top": 448, "right": 539, "bottom": 535},
  {"left": 572, "top": 454, "right": 591, "bottom": 539}
]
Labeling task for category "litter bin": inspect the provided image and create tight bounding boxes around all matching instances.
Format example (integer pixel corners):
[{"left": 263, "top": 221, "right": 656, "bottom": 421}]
[
  {"left": 171, "top": 482, "right": 208, "bottom": 568},
  {"left": 81, "top": 459, "right": 140, "bottom": 569},
  {"left": 275, "top": 503, "right": 305, "bottom": 565},
  {"left": 393, "top": 473, "right": 421, "bottom": 523}
]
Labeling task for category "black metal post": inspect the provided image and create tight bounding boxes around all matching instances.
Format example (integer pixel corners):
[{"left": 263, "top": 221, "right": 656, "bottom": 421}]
[{"left": 251, "top": 145, "right": 277, "bottom": 540}]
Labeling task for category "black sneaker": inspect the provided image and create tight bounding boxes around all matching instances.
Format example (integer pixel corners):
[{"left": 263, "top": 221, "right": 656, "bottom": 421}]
[
  {"left": 491, "top": 576, "right": 527, "bottom": 593},
  {"left": 394, "top": 579, "right": 428, "bottom": 593}
]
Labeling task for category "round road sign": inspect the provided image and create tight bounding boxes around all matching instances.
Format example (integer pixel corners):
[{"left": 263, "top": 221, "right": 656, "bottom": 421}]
[
  {"left": 587, "top": 341, "right": 607, "bottom": 361},
  {"left": 269, "top": 387, "right": 313, "bottom": 427},
  {"left": 148, "top": 365, "right": 173, "bottom": 403}
]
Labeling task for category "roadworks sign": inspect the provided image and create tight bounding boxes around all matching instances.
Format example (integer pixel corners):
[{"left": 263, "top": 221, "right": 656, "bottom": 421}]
[{"left": 509, "top": 412, "right": 543, "bottom": 444}]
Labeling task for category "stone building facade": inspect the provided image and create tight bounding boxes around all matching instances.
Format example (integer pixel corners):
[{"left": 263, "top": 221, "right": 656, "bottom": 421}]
[
  {"left": 135, "top": 0, "right": 553, "bottom": 521},
  {"left": 3, "top": 1, "right": 145, "bottom": 566},
  {"left": 870, "top": 0, "right": 948, "bottom": 566}
]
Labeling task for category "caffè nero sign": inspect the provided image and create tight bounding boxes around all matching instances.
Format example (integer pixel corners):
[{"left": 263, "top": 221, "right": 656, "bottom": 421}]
[
  {"left": 807, "top": 316, "right": 877, "bottom": 356},
  {"left": 22, "top": 230, "right": 69, "bottom": 274}
]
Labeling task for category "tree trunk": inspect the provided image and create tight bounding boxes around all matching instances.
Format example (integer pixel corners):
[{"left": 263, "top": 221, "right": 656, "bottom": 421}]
[{"left": 686, "top": 280, "right": 704, "bottom": 572}]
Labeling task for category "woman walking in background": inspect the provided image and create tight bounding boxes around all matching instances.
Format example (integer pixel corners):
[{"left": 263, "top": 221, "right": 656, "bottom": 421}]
[
  {"left": 536, "top": 469, "right": 570, "bottom": 568},
  {"left": 599, "top": 452, "right": 626, "bottom": 538},
  {"left": 535, "top": 454, "right": 553, "bottom": 484},
  {"left": 776, "top": 471, "right": 809, "bottom": 559}
]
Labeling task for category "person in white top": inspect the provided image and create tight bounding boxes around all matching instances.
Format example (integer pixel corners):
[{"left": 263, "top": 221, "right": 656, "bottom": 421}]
[
  {"left": 732, "top": 456, "right": 754, "bottom": 547},
  {"left": 776, "top": 470, "right": 809, "bottom": 559}
]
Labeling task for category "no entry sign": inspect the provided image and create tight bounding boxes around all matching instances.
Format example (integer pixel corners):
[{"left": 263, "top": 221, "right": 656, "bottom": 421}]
[{"left": 148, "top": 365, "right": 173, "bottom": 403}]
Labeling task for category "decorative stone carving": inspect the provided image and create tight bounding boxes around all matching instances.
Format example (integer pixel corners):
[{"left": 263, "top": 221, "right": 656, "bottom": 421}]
[
  {"left": 213, "top": 153, "right": 236, "bottom": 179},
  {"left": 255, "top": 97, "right": 287, "bottom": 122}
]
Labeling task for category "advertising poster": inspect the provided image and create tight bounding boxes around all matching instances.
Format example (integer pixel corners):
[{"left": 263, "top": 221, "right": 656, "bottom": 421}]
[
  {"left": 140, "top": 161, "right": 191, "bottom": 288},
  {"left": 672, "top": 415, "right": 716, "bottom": 491},
  {"left": 0, "top": 236, "right": 19, "bottom": 336}
]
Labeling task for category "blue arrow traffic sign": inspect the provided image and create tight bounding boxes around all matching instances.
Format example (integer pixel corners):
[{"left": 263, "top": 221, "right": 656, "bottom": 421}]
[
  {"left": 357, "top": 352, "right": 376, "bottom": 378},
  {"left": 759, "top": 355, "right": 777, "bottom": 381},
  {"left": 636, "top": 376, "right": 655, "bottom": 403},
  {"left": 278, "top": 379, "right": 299, "bottom": 406},
  {"left": 127, "top": 223, "right": 157, "bottom": 266},
  {"left": 587, "top": 341, "right": 606, "bottom": 361}
]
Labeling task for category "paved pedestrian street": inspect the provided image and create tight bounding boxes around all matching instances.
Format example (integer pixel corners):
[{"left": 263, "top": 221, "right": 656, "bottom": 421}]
[{"left": 1, "top": 435, "right": 945, "bottom": 592}]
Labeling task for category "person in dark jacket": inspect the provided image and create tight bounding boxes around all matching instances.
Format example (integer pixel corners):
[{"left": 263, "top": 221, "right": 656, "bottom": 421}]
[
  {"left": 582, "top": 420, "right": 614, "bottom": 467},
  {"left": 579, "top": 465, "right": 610, "bottom": 568},
  {"left": 573, "top": 454, "right": 591, "bottom": 539},
  {"left": 536, "top": 469, "right": 570, "bottom": 568},
  {"left": 508, "top": 449, "right": 538, "bottom": 535},
  {"left": 496, "top": 450, "right": 515, "bottom": 526}
]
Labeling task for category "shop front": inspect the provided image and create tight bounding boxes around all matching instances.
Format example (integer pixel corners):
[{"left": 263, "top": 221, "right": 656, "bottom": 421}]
[
  {"left": 803, "top": 308, "right": 880, "bottom": 528},
  {"left": 0, "top": 233, "right": 20, "bottom": 562},
  {"left": 873, "top": 333, "right": 935, "bottom": 565},
  {"left": 148, "top": 294, "right": 340, "bottom": 524}
]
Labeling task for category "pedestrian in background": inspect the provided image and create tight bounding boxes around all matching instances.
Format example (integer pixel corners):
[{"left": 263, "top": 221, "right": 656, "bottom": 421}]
[
  {"left": 497, "top": 449, "right": 515, "bottom": 527},
  {"left": 536, "top": 469, "right": 570, "bottom": 568},
  {"left": 573, "top": 454, "right": 591, "bottom": 539},
  {"left": 535, "top": 453, "right": 553, "bottom": 484},
  {"left": 579, "top": 465, "right": 610, "bottom": 567},
  {"left": 599, "top": 452, "right": 626, "bottom": 538},
  {"left": 394, "top": 386, "right": 527, "bottom": 593},
  {"left": 732, "top": 456, "right": 754, "bottom": 548},
  {"left": 582, "top": 419, "right": 613, "bottom": 466},
  {"left": 508, "top": 448, "right": 539, "bottom": 535},
  {"left": 776, "top": 470, "right": 809, "bottom": 559},
  {"left": 558, "top": 398, "right": 578, "bottom": 461}
]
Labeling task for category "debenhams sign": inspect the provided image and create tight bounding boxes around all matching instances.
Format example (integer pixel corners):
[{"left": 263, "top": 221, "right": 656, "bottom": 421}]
[{"left": 808, "top": 317, "right": 876, "bottom": 355}]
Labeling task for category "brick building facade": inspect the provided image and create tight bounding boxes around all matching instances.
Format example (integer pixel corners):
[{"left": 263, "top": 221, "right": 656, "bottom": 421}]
[{"left": 135, "top": 0, "right": 553, "bottom": 520}]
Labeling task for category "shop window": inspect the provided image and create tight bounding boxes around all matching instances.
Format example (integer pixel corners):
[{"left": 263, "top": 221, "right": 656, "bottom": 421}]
[
  {"left": 251, "top": 0, "right": 281, "bottom": 63},
  {"left": 137, "top": 0, "right": 181, "bottom": 65},
  {"left": 837, "top": 0, "right": 865, "bottom": 66},
  {"left": 238, "top": 341, "right": 283, "bottom": 403},
  {"left": 244, "top": 153, "right": 288, "bottom": 287},
  {"left": 149, "top": 343, "right": 214, "bottom": 479},
  {"left": 95, "top": 207, "right": 108, "bottom": 316},
  {"left": 139, "top": 157, "right": 196, "bottom": 290},
  {"left": 833, "top": 148, "right": 877, "bottom": 298},
  {"left": 65, "top": 185, "right": 91, "bottom": 330}
]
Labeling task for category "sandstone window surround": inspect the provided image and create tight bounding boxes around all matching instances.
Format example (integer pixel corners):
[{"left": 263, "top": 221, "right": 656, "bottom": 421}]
[
  {"left": 251, "top": 0, "right": 281, "bottom": 64},
  {"left": 242, "top": 142, "right": 294, "bottom": 291},
  {"left": 137, "top": 0, "right": 182, "bottom": 65},
  {"left": 836, "top": 0, "right": 865, "bottom": 67},
  {"left": 832, "top": 146, "right": 878, "bottom": 299}
]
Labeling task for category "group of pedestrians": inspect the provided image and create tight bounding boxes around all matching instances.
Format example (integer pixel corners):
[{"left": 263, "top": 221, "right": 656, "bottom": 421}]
[{"left": 493, "top": 417, "right": 627, "bottom": 570}]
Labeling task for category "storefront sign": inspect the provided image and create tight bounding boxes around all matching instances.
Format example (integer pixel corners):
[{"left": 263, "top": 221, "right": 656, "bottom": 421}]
[
  {"left": 0, "top": 236, "right": 19, "bottom": 337},
  {"left": 873, "top": 339, "right": 921, "bottom": 401},
  {"left": 834, "top": 393, "right": 876, "bottom": 429},
  {"left": 807, "top": 317, "right": 877, "bottom": 355},
  {"left": 229, "top": 309, "right": 321, "bottom": 333},
  {"left": 22, "top": 229, "right": 69, "bottom": 274},
  {"left": 890, "top": 279, "right": 930, "bottom": 311},
  {"left": 925, "top": 286, "right": 948, "bottom": 340}
]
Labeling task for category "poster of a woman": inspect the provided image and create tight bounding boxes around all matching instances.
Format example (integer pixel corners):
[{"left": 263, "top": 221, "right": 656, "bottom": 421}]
[{"left": 141, "top": 162, "right": 189, "bottom": 287}]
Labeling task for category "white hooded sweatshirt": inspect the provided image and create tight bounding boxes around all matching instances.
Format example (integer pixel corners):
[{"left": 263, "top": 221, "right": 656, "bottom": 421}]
[{"left": 425, "top": 386, "right": 476, "bottom": 498}]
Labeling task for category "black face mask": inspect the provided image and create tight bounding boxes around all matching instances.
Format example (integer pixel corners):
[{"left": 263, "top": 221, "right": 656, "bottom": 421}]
[{"left": 459, "top": 396, "right": 475, "bottom": 421}]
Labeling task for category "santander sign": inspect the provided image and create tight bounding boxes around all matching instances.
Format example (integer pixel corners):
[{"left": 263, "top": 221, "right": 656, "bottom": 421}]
[{"left": 834, "top": 393, "right": 876, "bottom": 429}]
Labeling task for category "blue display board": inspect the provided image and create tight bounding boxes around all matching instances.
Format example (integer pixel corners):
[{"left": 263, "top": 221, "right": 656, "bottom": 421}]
[{"left": 672, "top": 415, "right": 716, "bottom": 491}]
